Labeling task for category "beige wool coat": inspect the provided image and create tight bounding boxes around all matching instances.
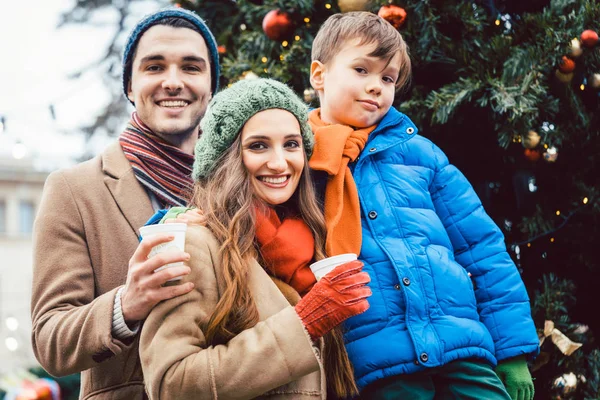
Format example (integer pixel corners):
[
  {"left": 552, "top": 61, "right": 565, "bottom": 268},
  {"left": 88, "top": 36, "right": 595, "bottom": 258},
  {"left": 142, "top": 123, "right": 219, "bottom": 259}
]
[
  {"left": 31, "top": 142, "right": 155, "bottom": 399},
  {"left": 140, "top": 224, "right": 327, "bottom": 400}
]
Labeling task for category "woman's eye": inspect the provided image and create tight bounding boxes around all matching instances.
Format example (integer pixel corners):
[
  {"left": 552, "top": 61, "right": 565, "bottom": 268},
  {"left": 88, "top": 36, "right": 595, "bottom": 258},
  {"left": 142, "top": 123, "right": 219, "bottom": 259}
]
[
  {"left": 285, "top": 140, "right": 301, "bottom": 148},
  {"left": 249, "top": 142, "right": 267, "bottom": 150},
  {"left": 383, "top": 76, "right": 396, "bottom": 84},
  {"left": 354, "top": 67, "right": 367, "bottom": 74}
]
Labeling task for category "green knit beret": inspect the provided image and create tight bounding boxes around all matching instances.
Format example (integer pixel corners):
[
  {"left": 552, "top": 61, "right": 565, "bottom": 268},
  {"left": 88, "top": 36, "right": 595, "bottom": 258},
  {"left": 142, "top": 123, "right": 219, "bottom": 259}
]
[{"left": 193, "top": 78, "right": 314, "bottom": 180}]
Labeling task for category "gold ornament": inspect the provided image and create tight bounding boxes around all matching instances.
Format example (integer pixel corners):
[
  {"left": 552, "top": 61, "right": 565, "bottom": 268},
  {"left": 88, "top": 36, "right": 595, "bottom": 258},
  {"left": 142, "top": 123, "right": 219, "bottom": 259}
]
[
  {"left": 303, "top": 88, "right": 317, "bottom": 103},
  {"left": 521, "top": 130, "right": 541, "bottom": 149},
  {"left": 590, "top": 73, "right": 600, "bottom": 89},
  {"left": 552, "top": 372, "right": 579, "bottom": 398},
  {"left": 338, "top": 0, "right": 371, "bottom": 13},
  {"left": 544, "top": 147, "right": 558, "bottom": 163},
  {"left": 555, "top": 69, "right": 574, "bottom": 83},
  {"left": 242, "top": 71, "right": 259, "bottom": 80},
  {"left": 539, "top": 320, "right": 582, "bottom": 355},
  {"left": 569, "top": 38, "right": 583, "bottom": 58}
]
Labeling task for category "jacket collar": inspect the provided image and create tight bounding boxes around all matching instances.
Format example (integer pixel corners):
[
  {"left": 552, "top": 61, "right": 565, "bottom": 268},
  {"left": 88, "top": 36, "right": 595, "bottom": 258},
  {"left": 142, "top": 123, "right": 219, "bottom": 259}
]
[
  {"left": 365, "top": 107, "right": 419, "bottom": 153},
  {"left": 102, "top": 142, "right": 154, "bottom": 236}
]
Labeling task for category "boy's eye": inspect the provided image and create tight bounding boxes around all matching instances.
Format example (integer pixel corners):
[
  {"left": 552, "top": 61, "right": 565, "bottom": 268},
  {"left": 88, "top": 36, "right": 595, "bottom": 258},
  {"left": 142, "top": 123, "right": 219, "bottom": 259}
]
[{"left": 383, "top": 76, "right": 396, "bottom": 84}]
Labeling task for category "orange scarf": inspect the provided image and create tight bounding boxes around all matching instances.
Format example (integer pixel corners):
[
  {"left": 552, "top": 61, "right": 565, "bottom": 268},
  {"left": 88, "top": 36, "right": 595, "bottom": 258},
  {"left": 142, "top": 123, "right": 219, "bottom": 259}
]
[
  {"left": 308, "top": 109, "right": 376, "bottom": 256},
  {"left": 255, "top": 206, "right": 316, "bottom": 296}
]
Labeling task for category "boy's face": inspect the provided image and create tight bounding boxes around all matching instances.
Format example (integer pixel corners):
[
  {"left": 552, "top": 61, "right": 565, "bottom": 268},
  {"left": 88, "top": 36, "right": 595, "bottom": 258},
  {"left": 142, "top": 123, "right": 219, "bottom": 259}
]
[{"left": 310, "top": 38, "right": 401, "bottom": 128}]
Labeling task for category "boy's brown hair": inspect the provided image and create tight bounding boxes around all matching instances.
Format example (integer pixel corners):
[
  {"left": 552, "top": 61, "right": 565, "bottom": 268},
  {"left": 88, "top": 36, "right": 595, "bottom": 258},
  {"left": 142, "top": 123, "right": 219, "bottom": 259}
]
[{"left": 311, "top": 11, "right": 412, "bottom": 92}]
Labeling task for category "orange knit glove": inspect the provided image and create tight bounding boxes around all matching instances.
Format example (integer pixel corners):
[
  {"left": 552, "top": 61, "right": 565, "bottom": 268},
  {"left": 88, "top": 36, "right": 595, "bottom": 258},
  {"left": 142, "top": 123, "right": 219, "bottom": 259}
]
[{"left": 295, "top": 260, "right": 371, "bottom": 341}]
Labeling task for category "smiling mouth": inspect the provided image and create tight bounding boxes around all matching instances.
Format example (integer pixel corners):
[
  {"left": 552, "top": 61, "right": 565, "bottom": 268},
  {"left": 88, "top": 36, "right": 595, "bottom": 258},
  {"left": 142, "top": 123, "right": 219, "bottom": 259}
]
[
  {"left": 157, "top": 100, "right": 190, "bottom": 108},
  {"left": 258, "top": 175, "right": 290, "bottom": 186}
]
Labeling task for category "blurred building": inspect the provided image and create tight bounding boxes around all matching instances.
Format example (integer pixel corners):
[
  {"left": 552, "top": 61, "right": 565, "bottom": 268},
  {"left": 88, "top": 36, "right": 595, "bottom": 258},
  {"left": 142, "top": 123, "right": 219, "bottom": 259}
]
[{"left": 0, "top": 151, "right": 49, "bottom": 374}]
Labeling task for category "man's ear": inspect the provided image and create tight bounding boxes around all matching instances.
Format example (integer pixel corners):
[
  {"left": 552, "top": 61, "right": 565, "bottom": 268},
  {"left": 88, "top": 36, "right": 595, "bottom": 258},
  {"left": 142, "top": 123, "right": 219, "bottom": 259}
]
[
  {"left": 310, "top": 60, "right": 325, "bottom": 91},
  {"left": 127, "top": 80, "right": 134, "bottom": 103}
]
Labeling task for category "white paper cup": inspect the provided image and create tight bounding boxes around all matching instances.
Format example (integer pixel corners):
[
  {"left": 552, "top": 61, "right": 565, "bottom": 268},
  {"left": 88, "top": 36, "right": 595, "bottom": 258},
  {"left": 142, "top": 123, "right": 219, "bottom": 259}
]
[
  {"left": 139, "top": 223, "right": 187, "bottom": 281},
  {"left": 309, "top": 253, "right": 358, "bottom": 281}
]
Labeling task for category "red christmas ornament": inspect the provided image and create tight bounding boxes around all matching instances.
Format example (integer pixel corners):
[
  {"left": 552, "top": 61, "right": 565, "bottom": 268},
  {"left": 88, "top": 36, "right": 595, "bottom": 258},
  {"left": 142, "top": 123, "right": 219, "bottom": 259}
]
[
  {"left": 524, "top": 148, "right": 541, "bottom": 162},
  {"left": 217, "top": 45, "right": 226, "bottom": 54},
  {"left": 377, "top": 5, "right": 407, "bottom": 29},
  {"left": 262, "top": 9, "right": 294, "bottom": 41},
  {"left": 558, "top": 56, "right": 575, "bottom": 73},
  {"left": 580, "top": 30, "right": 599, "bottom": 48}
]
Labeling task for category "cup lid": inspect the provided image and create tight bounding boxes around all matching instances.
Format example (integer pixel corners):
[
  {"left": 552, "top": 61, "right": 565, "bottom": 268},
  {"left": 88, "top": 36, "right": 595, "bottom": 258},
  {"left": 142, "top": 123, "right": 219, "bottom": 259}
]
[{"left": 309, "top": 253, "right": 357, "bottom": 271}]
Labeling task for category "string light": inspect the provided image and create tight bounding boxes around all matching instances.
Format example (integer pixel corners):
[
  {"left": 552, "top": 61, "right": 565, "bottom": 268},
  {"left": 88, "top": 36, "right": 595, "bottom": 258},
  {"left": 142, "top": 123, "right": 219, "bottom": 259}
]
[
  {"left": 556, "top": 210, "right": 561, "bottom": 216},
  {"left": 282, "top": 40, "right": 288, "bottom": 47},
  {"left": 325, "top": 3, "right": 331, "bottom": 9},
  {"left": 304, "top": 17, "right": 310, "bottom": 23},
  {"left": 279, "top": 54, "right": 284, "bottom": 61},
  {"left": 295, "top": 35, "right": 300, "bottom": 41},
  {"left": 550, "top": 237, "right": 555, "bottom": 243},
  {"left": 583, "top": 197, "right": 589, "bottom": 204},
  {"left": 495, "top": 19, "right": 501, "bottom": 26},
  {"left": 240, "top": 23, "right": 247, "bottom": 31},
  {"left": 544, "top": 144, "right": 549, "bottom": 149},
  {"left": 527, "top": 243, "right": 532, "bottom": 247},
  {"left": 261, "top": 57, "right": 268, "bottom": 63},
  {"left": 580, "top": 83, "right": 585, "bottom": 90},
  {"left": 263, "top": 68, "right": 268, "bottom": 73}
]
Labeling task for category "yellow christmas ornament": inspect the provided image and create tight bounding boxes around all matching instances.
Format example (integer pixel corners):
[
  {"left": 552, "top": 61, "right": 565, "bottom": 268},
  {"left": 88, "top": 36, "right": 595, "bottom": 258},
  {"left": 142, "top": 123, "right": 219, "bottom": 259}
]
[
  {"left": 338, "top": 0, "right": 371, "bottom": 13},
  {"left": 555, "top": 69, "right": 574, "bottom": 83},
  {"left": 521, "top": 130, "right": 541, "bottom": 149}
]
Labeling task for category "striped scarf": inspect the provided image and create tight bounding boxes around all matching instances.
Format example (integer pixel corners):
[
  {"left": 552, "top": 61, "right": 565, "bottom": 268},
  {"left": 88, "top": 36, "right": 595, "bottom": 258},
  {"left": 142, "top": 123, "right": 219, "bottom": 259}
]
[{"left": 119, "top": 112, "right": 194, "bottom": 208}]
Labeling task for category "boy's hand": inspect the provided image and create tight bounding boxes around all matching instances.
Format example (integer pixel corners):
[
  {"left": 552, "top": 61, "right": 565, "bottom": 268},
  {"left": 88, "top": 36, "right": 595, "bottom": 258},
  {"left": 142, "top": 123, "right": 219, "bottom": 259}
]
[{"left": 495, "top": 356, "right": 534, "bottom": 400}]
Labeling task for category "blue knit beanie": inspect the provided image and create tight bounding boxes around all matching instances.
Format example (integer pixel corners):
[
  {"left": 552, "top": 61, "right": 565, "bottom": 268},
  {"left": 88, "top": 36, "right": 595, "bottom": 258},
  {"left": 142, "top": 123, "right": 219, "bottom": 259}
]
[
  {"left": 193, "top": 78, "right": 314, "bottom": 181},
  {"left": 122, "top": 7, "right": 220, "bottom": 104}
]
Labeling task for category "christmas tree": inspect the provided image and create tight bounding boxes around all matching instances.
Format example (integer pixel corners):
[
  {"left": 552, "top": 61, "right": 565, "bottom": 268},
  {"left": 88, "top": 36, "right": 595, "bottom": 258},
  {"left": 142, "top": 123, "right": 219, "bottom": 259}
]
[{"left": 175, "top": 0, "right": 599, "bottom": 398}]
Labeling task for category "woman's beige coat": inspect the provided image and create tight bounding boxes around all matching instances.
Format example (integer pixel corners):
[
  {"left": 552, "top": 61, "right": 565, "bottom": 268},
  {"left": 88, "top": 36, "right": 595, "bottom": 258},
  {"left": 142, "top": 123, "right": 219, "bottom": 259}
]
[{"left": 140, "top": 225, "right": 327, "bottom": 399}]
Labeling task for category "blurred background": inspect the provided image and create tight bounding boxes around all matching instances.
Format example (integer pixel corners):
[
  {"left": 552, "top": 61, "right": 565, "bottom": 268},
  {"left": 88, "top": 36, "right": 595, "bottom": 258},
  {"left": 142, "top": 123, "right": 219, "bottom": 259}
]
[{"left": 0, "top": 0, "right": 598, "bottom": 399}]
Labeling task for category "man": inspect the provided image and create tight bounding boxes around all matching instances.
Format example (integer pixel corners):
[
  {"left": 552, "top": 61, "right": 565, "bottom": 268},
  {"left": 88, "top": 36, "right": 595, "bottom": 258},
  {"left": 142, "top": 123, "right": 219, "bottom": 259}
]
[{"left": 30, "top": 8, "right": 220, "bottom": 399}]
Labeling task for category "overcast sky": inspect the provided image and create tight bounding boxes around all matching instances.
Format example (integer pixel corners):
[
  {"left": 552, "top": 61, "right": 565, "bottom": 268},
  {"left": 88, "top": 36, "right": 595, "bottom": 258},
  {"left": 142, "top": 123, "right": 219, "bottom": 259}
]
[{"left": 0, "top": 0, "right": 162, "bottom": 169}]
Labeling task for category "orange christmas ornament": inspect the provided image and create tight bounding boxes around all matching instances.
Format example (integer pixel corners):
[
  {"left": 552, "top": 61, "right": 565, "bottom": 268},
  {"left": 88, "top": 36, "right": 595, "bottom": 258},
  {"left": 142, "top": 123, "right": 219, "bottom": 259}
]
[
  {"left": 524, "top": 148, "right": 541, "bottom": 162},
  {"left": 377, "top": 5, "right": 407, "bottom": 29},
  {"left": 558, "top": 56, "right": 575, "bottom": 73},
  {"left": 217, "top": 45, "right": 226, "bottom": 54},
  {"left": 580, "top": 29, "right": 598, "bottom": 48},
  {"left": 262, "top": 9, "right": 294, "bottom": 41}
]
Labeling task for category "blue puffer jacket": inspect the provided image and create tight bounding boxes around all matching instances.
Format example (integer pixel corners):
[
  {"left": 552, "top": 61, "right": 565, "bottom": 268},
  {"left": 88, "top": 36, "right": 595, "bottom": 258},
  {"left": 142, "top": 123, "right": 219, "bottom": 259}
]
[{"left": 341, "top": 108, "right": 539, "bottom": 390}]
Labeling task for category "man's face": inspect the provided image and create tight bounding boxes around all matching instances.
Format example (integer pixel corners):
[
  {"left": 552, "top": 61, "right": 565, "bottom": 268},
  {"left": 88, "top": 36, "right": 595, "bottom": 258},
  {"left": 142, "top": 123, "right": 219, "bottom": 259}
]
[
  {"left": 128, "top": 25, "right": 212, "bottom": 146},
  {"left": 310, "top": 38, "right": 401, "bottom": 128}
]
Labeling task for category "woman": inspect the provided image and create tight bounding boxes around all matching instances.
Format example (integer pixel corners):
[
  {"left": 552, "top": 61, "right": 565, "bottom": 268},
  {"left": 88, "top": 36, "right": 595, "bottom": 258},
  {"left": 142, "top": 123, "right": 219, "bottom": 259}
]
[{"left": 140, "top": 78, "right": 371, "bottom": 399}]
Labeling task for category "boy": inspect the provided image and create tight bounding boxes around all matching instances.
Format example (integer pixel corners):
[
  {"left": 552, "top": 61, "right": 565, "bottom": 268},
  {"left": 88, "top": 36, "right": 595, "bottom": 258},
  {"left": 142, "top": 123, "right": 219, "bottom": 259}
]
[{"left": 307, "top": 12, "right": 539, "bottom": 400}]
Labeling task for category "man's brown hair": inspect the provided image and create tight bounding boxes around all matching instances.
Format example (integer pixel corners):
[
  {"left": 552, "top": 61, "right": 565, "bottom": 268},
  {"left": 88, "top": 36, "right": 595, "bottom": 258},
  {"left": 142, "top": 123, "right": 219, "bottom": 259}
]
[{"left": 311, "top": 11, "right": 411, "bottom": 91}]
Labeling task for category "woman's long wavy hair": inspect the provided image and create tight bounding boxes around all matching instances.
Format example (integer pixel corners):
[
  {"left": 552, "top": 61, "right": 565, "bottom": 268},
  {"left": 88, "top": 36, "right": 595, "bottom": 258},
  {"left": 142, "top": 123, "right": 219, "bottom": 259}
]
[{"left": 190, "top": 133, "right": 359, "bottom": 398}]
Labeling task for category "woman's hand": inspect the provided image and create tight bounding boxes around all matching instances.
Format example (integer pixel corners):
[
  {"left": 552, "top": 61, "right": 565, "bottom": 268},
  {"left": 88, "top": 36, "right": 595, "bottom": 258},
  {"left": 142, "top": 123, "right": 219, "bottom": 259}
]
[{"left": 163, "top": 208, "right": 207, "bottom": 226}]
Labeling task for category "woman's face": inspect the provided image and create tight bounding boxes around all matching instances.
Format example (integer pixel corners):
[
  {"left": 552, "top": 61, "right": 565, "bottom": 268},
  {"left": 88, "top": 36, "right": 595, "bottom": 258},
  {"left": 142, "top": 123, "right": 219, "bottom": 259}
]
[{"left": 241, "top": 109, "right": 305, "bottom": 205}]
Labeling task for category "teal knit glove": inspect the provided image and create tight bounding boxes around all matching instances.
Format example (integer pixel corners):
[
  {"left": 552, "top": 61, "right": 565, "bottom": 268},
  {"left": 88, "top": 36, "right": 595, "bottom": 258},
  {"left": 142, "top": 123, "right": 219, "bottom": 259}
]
[
  {"left": 159, "top": 207, "right": 194, "bottom": 223},
  {"left": 495, "top": 356, "right": 534, "bottom": 400}
]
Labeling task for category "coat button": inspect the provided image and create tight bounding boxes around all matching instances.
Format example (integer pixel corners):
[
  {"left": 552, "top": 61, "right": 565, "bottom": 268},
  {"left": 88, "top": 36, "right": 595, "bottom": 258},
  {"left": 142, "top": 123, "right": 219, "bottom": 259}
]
[
  {"left": 368, "top": 211, "right": 378, "bottom": 219},
  {"left": 394, "top": 284, "right": 401, "bottom": 290},
  {"left": 402, "top": 277, "right": 411, "bottom": 286},
  {"left": 406, "top": 127, "right": 415, "bottom": 134},
  {"left": 369, "top": 147, "right": 376, "bottom": 152},
  {"left": 420, "top": 353, "right": 429, "bottom": 363}
]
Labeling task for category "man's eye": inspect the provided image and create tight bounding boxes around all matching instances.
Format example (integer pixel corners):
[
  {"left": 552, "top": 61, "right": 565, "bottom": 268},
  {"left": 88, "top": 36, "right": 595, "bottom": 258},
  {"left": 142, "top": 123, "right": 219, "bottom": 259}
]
[
  {"left": 146, "top": 65, "right": 162, "bottom": 71},
  {"left": 184, "top": 65, "right": 202, "bottom": 72}
]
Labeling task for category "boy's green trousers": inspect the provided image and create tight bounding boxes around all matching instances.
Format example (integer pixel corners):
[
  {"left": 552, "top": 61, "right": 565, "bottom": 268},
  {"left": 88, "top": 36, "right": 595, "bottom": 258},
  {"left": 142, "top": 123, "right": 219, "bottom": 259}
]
[{"left": 361, "top": 359, "right": 512, "bottom": 400}]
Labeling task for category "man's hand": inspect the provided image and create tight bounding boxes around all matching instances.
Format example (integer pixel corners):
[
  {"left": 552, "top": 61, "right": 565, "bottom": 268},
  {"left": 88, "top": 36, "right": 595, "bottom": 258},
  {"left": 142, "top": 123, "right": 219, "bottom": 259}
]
[{"left": 121, "top": 234, "right": 194, "bottom": 323}]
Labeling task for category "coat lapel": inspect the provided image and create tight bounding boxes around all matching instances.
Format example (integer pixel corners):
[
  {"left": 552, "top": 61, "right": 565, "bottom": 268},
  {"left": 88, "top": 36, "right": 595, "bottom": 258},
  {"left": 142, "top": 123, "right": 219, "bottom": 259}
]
[{"left": 102, "top": 142, "right": 154, "bottom": 236}]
